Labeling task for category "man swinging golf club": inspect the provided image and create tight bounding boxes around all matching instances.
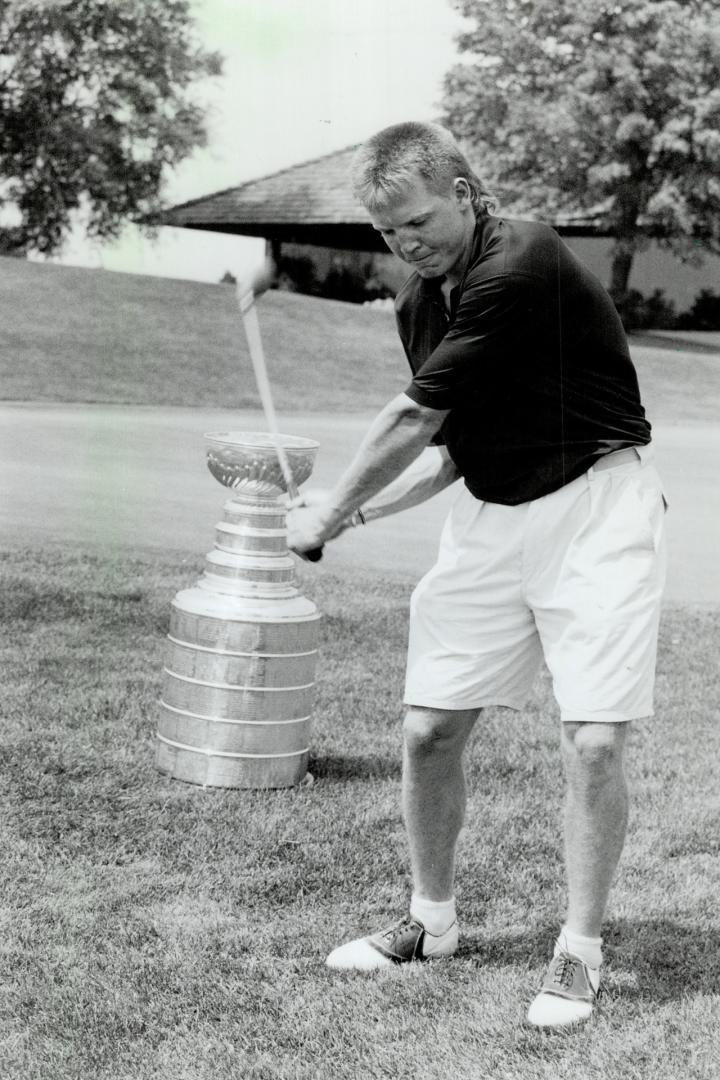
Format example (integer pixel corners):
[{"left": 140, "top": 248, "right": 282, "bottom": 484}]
[{"left": 287, "top": 121, "right": 666, "bottom": 1027}]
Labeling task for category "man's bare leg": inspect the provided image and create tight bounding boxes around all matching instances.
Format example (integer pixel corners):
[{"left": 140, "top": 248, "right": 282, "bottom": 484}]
[
  {"left": 562, "top": 720, "right": 630, "bottom": 936},
  {"left": 326, "top": 705, "right": 479, "bottom": 969},
  {"left": 528, "top": 720, "right": 629, "bottom": 1026},
  {"left": 402, "top": 706, "right": 481, "bottom": 900}
]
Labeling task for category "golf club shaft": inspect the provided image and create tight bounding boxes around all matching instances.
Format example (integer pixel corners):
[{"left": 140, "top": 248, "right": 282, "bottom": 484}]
[
  {"left": 237, "top": 285, "right": 322, "bottom": 561},
  {"left": 238, "top": 286, "right": 298, "bottom": 498}
]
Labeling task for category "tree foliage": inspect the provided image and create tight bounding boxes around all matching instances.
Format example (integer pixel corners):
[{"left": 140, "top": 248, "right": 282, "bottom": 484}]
[
  {"left": 0, "top": 0, "right": 221, "bottom": 254},
  {"left": 442, "top": 0, "right": 720, "bottom": 293}
]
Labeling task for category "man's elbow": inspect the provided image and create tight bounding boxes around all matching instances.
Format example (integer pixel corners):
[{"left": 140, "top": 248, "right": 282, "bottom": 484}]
[{"left": 387, "top": 392, "right": 448, "bottom": 440}]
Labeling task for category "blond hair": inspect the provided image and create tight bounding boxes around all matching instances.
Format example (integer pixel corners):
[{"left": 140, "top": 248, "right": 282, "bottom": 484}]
[{"left": 352, "top": 121, "right": 494, "bottom": 216}]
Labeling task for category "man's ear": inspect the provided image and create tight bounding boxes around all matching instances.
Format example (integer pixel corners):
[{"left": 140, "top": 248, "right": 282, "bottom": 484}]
[{"left": 453, "top": 177, "right": 472, "bottom": 205}]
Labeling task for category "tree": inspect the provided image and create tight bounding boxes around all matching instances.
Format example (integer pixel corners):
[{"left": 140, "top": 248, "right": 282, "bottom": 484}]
[
  {"left": 442, "top": 0, "right": 720, "bottom": 296},
  {"left": 0, "top": 0, "right": 221, "bottom": 255}
]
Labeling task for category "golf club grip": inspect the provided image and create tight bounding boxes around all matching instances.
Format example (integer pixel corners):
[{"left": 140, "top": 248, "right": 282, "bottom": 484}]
[{"left": 305, "top": 546, "right": 323, "bottom": 562}]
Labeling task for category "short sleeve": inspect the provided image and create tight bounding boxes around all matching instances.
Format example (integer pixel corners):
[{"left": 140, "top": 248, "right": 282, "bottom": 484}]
[{"left": 405, "top": 273, "right": 538, "bottom": 410}]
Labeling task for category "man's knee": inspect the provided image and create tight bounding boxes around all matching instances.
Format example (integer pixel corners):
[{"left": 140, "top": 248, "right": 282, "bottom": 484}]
[
  {"left": 403, "top": 706, "right": 478, "bottom": 758},
  {"left": 561, "top": 721, "right": 628, "bottom": 787}
]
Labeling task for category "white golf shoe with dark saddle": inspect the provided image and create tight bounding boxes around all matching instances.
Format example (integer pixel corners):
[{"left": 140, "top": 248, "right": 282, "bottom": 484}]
[
  {"left": 527, "top": 950, "right": 601, "bottom": 1027},
  {"left": 326, "top": 915, "right": 458, "bottom": 970}
]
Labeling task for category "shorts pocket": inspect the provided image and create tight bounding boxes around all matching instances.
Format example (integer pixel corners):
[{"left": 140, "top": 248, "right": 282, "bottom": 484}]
[
  {"left": 594, "top": 477, "right": 658, "bottom": 556},
  {"left": 571, "top": 471, "right": 665, "bottom": 589},
  {"left": 632, "top": 472, "right": 668, "bottom": 555}
]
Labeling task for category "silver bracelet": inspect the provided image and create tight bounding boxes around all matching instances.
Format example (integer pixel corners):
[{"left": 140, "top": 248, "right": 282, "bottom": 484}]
[{"left": 349, "top": 508, "right": 367, "bottom": 527}]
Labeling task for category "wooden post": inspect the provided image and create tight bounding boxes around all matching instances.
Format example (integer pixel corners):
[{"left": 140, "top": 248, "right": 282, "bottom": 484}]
[{"left": 265, "top": 238, "right": 283, "bottom": 283}]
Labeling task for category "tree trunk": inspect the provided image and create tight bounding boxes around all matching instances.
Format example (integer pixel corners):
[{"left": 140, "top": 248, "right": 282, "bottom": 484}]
[{"left": 609, "top": 243, "right": 634, "bottom": 298}]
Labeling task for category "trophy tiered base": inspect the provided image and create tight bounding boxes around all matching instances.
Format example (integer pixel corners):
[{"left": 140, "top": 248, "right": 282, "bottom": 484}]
[{"left": 156, "top": 432, "right": 321, "bottom": 789}]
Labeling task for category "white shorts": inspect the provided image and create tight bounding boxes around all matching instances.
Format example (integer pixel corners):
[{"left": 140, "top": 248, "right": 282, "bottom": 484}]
[{"left": 404, "top": 446, "right": 667, "bottom": 723}]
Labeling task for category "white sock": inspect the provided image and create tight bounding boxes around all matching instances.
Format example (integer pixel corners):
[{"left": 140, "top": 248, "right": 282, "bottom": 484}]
[
  {"left": 557, "top": 925, "right": 603, "bottom": 970},
  {"left": 409, "top": 893, "right": 457, "bottom": 936}
]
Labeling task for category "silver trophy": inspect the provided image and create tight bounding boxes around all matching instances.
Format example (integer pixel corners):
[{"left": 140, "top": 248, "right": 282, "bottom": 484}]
[{"left": 156, "top": 431, "right": 321, "bottom": 789}]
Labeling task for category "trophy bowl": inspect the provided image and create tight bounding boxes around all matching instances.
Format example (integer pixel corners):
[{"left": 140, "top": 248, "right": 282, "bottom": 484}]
[{"left": 205, "top": 431, "right": 320, "bottom": 497}]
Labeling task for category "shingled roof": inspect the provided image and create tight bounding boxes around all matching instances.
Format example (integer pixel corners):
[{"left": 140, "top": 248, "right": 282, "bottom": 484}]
[
  {"left": 156, "top": 145, "right": 386, "bottom": 250},
  {"left": 155, "top": 144, "right": 608, "bottom": 251}
]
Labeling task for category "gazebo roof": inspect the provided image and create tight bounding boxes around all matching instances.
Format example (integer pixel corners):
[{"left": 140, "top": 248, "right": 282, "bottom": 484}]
[{"left": 155, "top": 145, "right": 608, "bottom": 252}]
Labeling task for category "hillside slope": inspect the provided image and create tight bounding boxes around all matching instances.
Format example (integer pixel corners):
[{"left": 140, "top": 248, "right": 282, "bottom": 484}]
[
  {"left": 1, "top": 257, "right": 408, "bottom": 412},
  {"left": 1, "top": 256, "right": 718, "bottom": 423}
]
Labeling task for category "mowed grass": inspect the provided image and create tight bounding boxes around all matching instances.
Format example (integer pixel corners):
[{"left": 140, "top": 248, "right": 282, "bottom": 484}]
[
  {"left": 2, "top": 255, "right": 719, "bottom": 422},
  {"left": 2, "top": 255, "right": 719, "bottom": 1075},
  {"left": 0, "top": 257, "right": 409, "bottom": 413},
  {"left": 1, "top": 546, "right": 719, "bottom": 1080}
]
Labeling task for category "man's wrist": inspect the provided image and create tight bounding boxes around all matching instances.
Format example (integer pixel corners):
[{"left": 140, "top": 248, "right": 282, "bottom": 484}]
[
  {"left": 321, "top": 501, "right": 352, "bottom": 533},
  {"left": 322, "top": 494, "right": 379, "bottom": 529},
  {"left": 349, "top": 508, "right": 367, "bottom": 527}
]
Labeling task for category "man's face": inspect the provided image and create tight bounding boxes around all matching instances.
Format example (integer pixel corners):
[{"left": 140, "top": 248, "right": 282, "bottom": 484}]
[{"left": 369, "top": 173, "right": 475, "bottom": 284}]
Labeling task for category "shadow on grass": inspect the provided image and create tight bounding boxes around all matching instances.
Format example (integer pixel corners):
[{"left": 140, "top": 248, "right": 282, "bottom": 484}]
[
  {"left": 309, "top": 753, "right": 401, "bottom": 783},
  {"left": 456, "top": 918, "right": 720, "bottom": 1002},
  {"left": 606, "top": 918, "right": 720, "bottom": 1001},
  {"left": 456, "top": 923, "right": 560, "bottom": 967}
]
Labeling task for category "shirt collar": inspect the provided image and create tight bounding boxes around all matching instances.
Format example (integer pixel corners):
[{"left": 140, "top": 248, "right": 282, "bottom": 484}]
[{"left": 416, "top": 216, "right": 491, "bottom": 308}]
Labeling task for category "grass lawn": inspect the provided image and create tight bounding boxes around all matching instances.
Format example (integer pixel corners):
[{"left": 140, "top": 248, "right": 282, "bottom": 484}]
[
  {"left": 2, "top": 256, "right": 719, "bottom": 1076},
  {"left": 1, "top": 545, "right": 719, "bottom": 1080},
  {"left": 2, "top": 256, "right": 719, "bottom": 423},
  {"left": 0, "top": 257, "right": 409, "bottom": 413}
]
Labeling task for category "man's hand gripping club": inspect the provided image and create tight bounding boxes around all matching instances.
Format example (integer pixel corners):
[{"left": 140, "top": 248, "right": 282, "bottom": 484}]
[{"left": 287, "top": 394, "right": 450, "bottom": 560}]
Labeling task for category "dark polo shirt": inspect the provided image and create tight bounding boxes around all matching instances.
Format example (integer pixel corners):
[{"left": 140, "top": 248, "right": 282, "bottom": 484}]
[{"left": 397, "top": 215, "right": 651, "bottom": 505}]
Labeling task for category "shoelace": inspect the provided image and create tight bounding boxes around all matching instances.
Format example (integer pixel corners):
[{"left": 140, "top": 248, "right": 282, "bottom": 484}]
[
  {"left": 552, "top": 952, "right": 580, "bottom": 990},
  {"left": 380, "top": 916, "right": 415, "bottom": 942}
]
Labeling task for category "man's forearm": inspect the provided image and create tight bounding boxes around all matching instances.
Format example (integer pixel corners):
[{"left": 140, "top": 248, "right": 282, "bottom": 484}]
[
  {"left": 324, "top": 393, "right": 448, "bottom": 527},
  {"left": 359, "top": 446, "right": 460, "bottom": 522}
]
